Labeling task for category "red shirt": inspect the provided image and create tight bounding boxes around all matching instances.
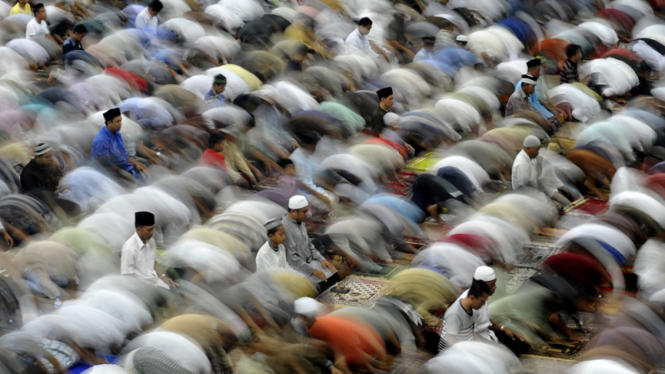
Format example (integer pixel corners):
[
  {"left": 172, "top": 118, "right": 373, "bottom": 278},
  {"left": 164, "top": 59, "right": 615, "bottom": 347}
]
[
  {"left": 308, "top": 316, "right": 386, "bottom": 367},
  {"left": 200, "top": 149, "right": 227, "bottom": 171}
]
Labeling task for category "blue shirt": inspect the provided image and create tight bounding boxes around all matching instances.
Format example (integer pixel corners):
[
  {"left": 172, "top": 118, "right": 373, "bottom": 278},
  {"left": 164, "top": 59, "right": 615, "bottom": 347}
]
[
  {"left": 62, "top": 36, "right": 83, "bottom": 59},
  {"left": 515, "top": 81, "right": 553, "bottom": 119},
  {"left": 91, "top": 126, "right": 133, "bottom": 172},
  {"left": 203, "top": 89, "right": 225, "bottom": 111}
]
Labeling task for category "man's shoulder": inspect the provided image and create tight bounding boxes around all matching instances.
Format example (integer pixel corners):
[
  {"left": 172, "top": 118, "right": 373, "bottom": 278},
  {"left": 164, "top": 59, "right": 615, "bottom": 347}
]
[{"left": 121, "top": 233, "right": 140, "bottom": 252}]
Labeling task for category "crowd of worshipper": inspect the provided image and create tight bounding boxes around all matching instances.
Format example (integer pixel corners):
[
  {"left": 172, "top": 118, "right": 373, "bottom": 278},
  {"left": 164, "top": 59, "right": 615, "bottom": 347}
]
[{"left": 1, "top": 0, "right": 665, "bottom": 372}]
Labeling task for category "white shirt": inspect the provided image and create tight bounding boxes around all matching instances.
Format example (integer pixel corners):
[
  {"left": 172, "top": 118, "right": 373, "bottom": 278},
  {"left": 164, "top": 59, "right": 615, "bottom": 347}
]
[
  {"left": 413, "top": 48, "right": 435, "bottom": 62},
  {"left": 256, "top": 241, "right": 291, "bottom": 271},
  {"left": 458, "top": 289, "right": 496, "bottom": 342},
  {"left": 345, "top": 28, "right": 378, "bottom": 58},
  {"left": 135, "top": 7, "right": 159, "bottom": 29},
  {"left": 26, "top": 18, "right": 49, "bottom": 39},
  {"left": 443, "top": 299, "right": 475, "bottom": 344},
  {"left": 511, "top": 149, "right": 538, "bottom": 190},
  {"left": 633, "top": 40, "right": 665, "bottom": 73},
  {"left": 120, "top": 232, "right": 168, "bottom": 289}
]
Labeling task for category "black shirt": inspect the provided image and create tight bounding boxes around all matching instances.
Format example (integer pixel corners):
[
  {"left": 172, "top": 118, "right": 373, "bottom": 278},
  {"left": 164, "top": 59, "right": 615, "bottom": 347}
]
[
  {"left": 20, "top": 159, "right": 61, "bottom": 194},
  {"left": 370, "top": 105, "right": 389, "bottom": 136}
]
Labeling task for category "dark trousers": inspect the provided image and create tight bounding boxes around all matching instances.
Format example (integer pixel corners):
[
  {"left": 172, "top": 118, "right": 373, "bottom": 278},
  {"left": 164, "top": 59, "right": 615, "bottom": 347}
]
[{"left": 495, "top": 330, "right": 531, "bottom": 355}]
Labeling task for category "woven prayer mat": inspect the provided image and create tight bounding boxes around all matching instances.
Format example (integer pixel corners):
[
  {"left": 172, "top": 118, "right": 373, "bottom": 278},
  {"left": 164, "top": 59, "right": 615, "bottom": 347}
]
[
  {"left": 564, "top": 196, "right": 609, "bottom": 216},
  {"left": 317, "top": 276, "right": 393, "bottom": 309},
  {"left": 381, "top": 172, "right": 418, "bottom": 196},
  {"left": 522, "top": 312, "right": 596, "bottom": 361}
]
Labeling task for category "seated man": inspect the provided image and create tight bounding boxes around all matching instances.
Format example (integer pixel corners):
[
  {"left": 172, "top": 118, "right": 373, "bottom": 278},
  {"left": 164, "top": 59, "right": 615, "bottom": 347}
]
[
  {"left": 515, "top": 58, "right": 564, "bottom": 130},
  {"left": 91, "top": 108, "right": 148, "bottom": 183},
  {"left": 443, "top": 278, "right": 491, "bottom": 347},
  {"left": 506, "top": 74, "right": 537, "bottom": 117},
  {"left": 282, "top": 196, "right": 337, "bottom": 289},
  {"left": 121, "top": 211, "right": 178, "bottom": 289},
  {"left": 199, "top": 131, "right": 227, "bottom": 171},
  {"left": 62, "top": 24, "right": 87, "bottom": 60}
]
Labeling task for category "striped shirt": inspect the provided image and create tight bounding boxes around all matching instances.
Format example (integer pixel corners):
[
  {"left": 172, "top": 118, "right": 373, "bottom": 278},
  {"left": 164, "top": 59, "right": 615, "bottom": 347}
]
[{"left": 560, "top": 59, "right": 578, "bottom": 84}]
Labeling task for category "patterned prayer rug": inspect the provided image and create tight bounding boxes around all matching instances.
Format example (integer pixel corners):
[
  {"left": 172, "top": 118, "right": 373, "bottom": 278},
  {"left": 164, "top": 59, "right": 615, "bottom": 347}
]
[
  {"left": 317, "top": 276, "right": 393, "bottom": 309},
  {"left": 522, "top": 312, "right": 596, "bottom": 361},
  {"left": 514, "top": 242, "right": 564, "bottom": 269}
]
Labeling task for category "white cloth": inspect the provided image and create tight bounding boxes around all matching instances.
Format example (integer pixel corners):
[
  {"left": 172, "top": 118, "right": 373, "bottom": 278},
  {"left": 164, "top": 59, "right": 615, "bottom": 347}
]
[
  {"left": 255, "top": 241, "right": 291, "bottom": 271},
  {"left": 345, "top": 28, "right": 378, "bottom": 58},
  {"left": 633, "top": 40, "right": 665, "bottom": 72},
  {"left": 511, "top": 150, "right": 538, "bottom": 190},
  {"left": 25, "top": 18, "right": 49, "bottom": 38},
  {"left": 135, "top": 7, "right": 158, "bottom": 29},
  {"left": 458, "top": 289, "right": 496, "bottom": 342},
  {"left": 120, "top": 233, "right": 168, "bottom": 289}
]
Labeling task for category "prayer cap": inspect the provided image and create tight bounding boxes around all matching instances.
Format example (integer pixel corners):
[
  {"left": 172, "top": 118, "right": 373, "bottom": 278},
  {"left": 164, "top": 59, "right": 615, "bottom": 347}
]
[
  {"left": 103, "top": 108, "right": 121, "bottom": 123},
  {"left": 383, "top": 112, "right": 400, "bottom": 125},
  {"left": 264, "top": 218, "right": 283, "bottom": 233},
  {"left": 288, "top": 195, "right": 309, "bottom": 210},
  {"left": 523, "top": 135, "right": 541, "bottom": 148},
  {"left": 526, "top": 58, "right": 542, "bottom": 69},
  {"left": 135, "top": 211, "right": 155, "bottom": 226},
  {"left": 377, "top": 87, "right": 393, "bottom": 100},
  {"left": 456, "top": 35, "right": 468, "bottom": 43},
  {"left": 213, "top": 74, "right": 226, "bottom": 85},
  {"left": 34, "top": 143, "right": 51, "bottom": 156},
  {"left": 474, "top": 266, "right": 496, "bottom": 282},
  {"left": 521, "top": 74, "right": 537, "bottom": 85},
  {"left": 294, "top": 297, "right": 324, "bottom": 318},
  {"left": 422, "top": 36, "right": 435, "bottom": 45}
]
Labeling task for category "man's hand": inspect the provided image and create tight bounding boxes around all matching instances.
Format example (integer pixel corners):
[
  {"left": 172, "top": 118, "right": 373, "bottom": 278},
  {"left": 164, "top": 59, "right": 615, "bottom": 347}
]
[
  {"left": 503, "top": 327, "right": 525, "bottom": 341},
  {"left": 162, "top": 276, "right": 179, "bottom": 288},
  {"left": 321, "top": 260, "right": 336, "bottom": 273},
  {"left": 312, "top": 269, "right": 327, "bottom": 282},
  {"left": 133, "top": 161, "right": 148, "bottom": 174},
  {"left": 2, "top": 231, "right": 13, "bottom": 249},
  {"left": 330, "top": 367, "right": 344, "bottom": 374}
]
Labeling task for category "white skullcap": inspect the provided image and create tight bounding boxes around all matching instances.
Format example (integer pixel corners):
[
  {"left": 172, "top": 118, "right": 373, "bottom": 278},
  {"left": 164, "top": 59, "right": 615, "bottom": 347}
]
[
  {"left": 523, "top": 135, "right": 541, "bottom": 148},
  {"left": 456, "top": 35, "right": 468, "bottom": 42},
  {"left": 288, "top": 195, "right": 309, "bottom": 210},
  {"left": 294, "top": 297, "right": 324, "bottom": 318},
  {"left": 383, "top": 112, "right": 400, "bottom": 126},
  {"left": 474, "top": 266, "right": 496, "bottom": 282}
]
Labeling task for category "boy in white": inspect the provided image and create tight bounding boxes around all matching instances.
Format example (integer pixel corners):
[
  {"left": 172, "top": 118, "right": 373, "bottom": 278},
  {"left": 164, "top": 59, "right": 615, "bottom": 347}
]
[
  {"left": 256, "top": 219, "right": 292, "bottom": 271},
  {"left": 26, "top": 3, "right": 56, "bottom": 44}
]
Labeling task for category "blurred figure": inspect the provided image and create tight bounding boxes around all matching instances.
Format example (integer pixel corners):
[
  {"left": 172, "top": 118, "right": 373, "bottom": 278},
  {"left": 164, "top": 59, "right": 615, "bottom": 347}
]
[
  {"left": 382, "top": 112, "right": 415, "bottom": 157},
  {"left": 135, "top": 0, "right": 163, "bottom": 30},
  {"left": 282, "top": 196, "right": 337, "bottom": 289},
  {"left": 92, "top": 108, "right": 148, "bottom": 183},
  {"left": 414, "top": 36, "right": 436, "bottom": 62},
  {"left": 371, "top": 87, "right": 394, "bottom": 137},
  {"left": 511, "top": 135, "right": 540, "bottom": 191},
  {"left": 21, "top": 143, "right": 79, "bottom": 218},
  {"left": 199, "top": 131, "right": 227, "bottom": 172},
  {"left": 121, "top": 211, "right": 178, "bottom": 289},
  {"left": 506, "top": 74, "right": 537, "bottom": 116},
  {"left": 26, "top": 3, "right": 57, "bottom": 45},
  {"left": 203, "top": 74, "right": 226, "bottom": 111},
  {"left": 256, "top": 219, "right": 291, "bottom": 271},
  {"left": 10, "top": 0, "right": 30, "bottom": 15},
  {"left": 560, "top": 44, "right": 586, "bottom": 85},
  {"left": 62, "top": 24, "right": 87, "bottom": 59},
  {"left": 456, "top": 35, "right": 468, "bottom": 48}
]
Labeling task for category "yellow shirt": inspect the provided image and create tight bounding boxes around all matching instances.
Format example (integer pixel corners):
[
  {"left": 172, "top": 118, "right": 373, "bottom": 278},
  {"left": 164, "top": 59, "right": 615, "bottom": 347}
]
[{"left": 10, "top": 2, "right": 31, "bottom": 16}]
